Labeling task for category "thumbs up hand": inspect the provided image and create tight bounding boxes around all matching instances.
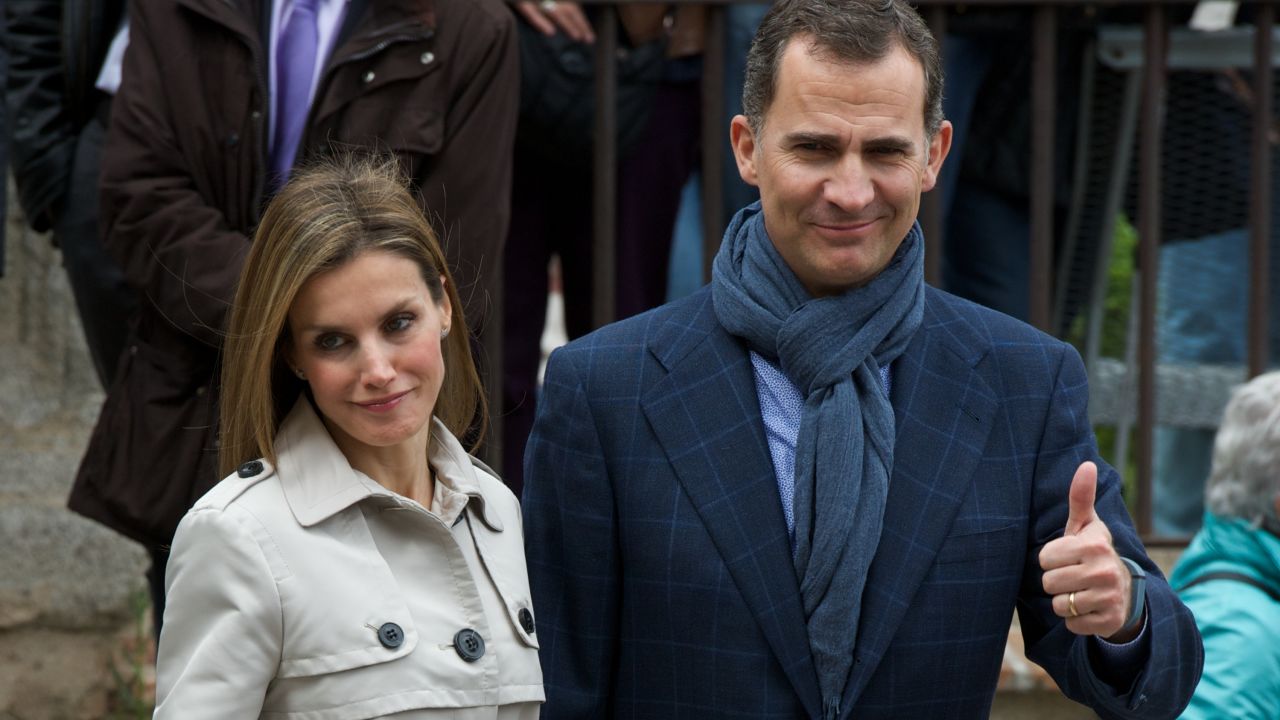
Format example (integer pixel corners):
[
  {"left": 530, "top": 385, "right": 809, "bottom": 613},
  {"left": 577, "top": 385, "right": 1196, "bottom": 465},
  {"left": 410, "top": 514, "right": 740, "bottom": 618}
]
[{"left": 1038, "top": 462, "right": 1140, "bottom": 642}]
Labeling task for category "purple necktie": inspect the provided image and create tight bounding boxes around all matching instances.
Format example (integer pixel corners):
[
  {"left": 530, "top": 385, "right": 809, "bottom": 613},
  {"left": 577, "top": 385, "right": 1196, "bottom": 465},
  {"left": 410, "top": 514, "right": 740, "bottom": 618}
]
[{"left": 272, "top": 0, "right": 320, "bottom": 185}]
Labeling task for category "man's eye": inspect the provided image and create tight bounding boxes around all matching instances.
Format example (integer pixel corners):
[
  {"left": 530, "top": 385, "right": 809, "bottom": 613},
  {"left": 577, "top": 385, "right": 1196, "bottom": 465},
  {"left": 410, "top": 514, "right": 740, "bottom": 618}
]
[
  {"left": 315, "top": 334, "right": 345, "bottom": 351},
  {"left": 386, "top": 314, "right": 414, "bottom": 333},
  {"left": 795, "top": 142, "right": 824, "bottom": 152}
]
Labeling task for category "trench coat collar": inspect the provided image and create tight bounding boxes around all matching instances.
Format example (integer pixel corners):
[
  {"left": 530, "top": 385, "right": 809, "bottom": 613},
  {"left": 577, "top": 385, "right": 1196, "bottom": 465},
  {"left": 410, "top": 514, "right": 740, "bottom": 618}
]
[{"left": 274, "top": 397, "right": 502, "bottom": 530}]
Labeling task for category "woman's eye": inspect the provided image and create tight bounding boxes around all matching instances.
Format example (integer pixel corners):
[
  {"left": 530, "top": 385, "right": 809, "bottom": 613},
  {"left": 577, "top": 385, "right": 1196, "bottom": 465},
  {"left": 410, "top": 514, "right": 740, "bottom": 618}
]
[
  {"left": 315, "top": 334, "right": 346, "bottom": 351},
  {"left": 386, "top": 314, "right": 414, "bottom": 333}
]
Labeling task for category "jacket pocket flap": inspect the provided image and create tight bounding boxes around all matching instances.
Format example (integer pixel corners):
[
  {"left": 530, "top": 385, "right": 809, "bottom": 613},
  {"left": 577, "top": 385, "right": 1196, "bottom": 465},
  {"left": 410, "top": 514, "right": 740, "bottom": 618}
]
[
  {"left": 935, "top": 523, "right": 1019, "bottom": 565},
  {"left": 277, "top": 622, "right": 419, "bottom": 678}
]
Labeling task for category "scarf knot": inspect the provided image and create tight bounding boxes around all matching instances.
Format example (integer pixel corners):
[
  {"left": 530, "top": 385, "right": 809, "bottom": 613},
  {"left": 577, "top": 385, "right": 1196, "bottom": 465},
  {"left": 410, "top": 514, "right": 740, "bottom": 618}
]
[{"left": 711, "top": 202, "right": 924, "bottom": 712}]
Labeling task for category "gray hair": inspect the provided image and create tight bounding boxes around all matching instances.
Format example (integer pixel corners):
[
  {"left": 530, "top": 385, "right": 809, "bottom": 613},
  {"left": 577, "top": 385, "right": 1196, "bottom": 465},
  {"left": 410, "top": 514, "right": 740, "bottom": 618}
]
[
  {"left": 741, "top": 0, "right": 944, "bottom": 138},
  {"left": 1205, "top": 371, "right": 1280, "bottom": 534}
]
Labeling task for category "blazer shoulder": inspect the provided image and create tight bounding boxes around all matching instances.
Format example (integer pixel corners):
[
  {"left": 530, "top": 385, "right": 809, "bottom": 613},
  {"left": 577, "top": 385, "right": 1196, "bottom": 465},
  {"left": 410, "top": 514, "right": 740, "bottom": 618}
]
[
  {"left": 551, "top": 286, "right": 716, "bottom": 370},
  {"left": 924, "top": 286, "right": 1069, "bottom": 357}
]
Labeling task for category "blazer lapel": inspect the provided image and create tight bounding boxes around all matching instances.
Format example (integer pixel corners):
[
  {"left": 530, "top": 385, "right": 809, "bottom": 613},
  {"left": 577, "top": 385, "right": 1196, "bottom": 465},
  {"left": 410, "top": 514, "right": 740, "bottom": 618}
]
[
  {"left": 842, "top": 292, "right": 999, "bottom": 708},
  {"left": 640, "top": 293, "right": 823, "bottom": 719}
]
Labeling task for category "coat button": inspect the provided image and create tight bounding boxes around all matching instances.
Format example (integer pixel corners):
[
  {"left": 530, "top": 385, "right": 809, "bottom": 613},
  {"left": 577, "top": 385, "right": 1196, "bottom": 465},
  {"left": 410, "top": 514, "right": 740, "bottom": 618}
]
[
  {"left": 453, "top": 628, "right": 484, "bottom": 662},
  {"left": 420, "top": 51, "right": 434, "bottom": 65},
  {"left": 377, "top": 622, "right": 404, "bottom": 649},
  {"left": 362, "top": 70, "right": 376, "bottom": 84},
  {"left": 518, "top": 608, "right": 535, "bottom": 634},
  {"left": 237, "top": 460, "right": 263, "bottom": 478}
]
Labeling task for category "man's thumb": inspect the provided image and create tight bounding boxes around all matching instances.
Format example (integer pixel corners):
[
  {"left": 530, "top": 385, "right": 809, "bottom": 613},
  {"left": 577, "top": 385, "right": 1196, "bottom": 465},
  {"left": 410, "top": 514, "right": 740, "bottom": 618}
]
[{"left": 1066, "top": 461, "right": 1098, "bottom": 535}]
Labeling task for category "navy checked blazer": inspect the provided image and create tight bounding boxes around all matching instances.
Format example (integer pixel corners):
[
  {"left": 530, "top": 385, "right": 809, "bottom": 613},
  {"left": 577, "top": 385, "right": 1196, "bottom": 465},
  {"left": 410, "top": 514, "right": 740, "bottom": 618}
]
[{"left": 523, "top": 285, "right": 1203, "bottom": 719}]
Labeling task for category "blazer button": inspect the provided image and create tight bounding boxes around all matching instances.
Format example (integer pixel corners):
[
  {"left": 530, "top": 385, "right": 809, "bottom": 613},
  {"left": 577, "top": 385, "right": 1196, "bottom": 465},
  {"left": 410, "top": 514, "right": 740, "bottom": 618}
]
[
  {"left": 518, "top": 608, "right": 535, "bottom": 635},
  {"left": 362, "top": 70, "right": 376, "bottom": 84},
  {"left": 237, "top": 460, "right": 263, "bottom": 478},
  {"left": 377, "top": 622, "right": 404, "bottom": 649},
  {"left": 453, "top": 628, "right": 485, "bottom": 662}
]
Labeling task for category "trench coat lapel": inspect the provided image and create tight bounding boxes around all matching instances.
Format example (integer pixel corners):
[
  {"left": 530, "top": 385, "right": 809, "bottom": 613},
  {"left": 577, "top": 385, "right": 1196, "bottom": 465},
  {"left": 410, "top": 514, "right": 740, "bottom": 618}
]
[
  {"left": 640, "top": 295, "right": 823, "bottom": 720},
  {"left": 841, "top": 294, "right": 998, "bottom": 708}
]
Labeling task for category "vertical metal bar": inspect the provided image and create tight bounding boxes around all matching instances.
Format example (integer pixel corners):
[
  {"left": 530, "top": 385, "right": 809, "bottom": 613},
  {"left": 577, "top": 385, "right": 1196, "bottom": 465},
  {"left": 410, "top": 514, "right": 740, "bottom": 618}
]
[
  {"left": 593, "top": 8, "right": 619, "bottom": 329},
  {"left": 702, "top": 5, "right": 728, "bottom": 283},
  {"left": 921, "top": 5, "right": 946, "bottom": 286},
  {"left": 1029, "top": 5, "right": 1055, "bottom": 332},
  {"left": 1136, "top": 3, "right": 1167, "bottom": 537},
  {"left": 1249, "top": 4, "right": 1274, "bottom": 378}
]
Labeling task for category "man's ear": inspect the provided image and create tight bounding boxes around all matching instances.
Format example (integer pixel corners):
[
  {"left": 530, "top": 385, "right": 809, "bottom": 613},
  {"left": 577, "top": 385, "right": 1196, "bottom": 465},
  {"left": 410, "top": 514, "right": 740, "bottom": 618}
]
[
  {"left": 730, "top": 114, "right": 761, "bottom": 188},
  {"left": 920, "top": 119, "right": 953, "bottom": 192}
]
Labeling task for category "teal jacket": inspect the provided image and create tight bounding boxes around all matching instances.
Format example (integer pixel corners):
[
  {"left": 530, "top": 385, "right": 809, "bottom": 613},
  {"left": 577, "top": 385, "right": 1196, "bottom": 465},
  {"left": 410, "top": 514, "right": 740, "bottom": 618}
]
[{"left": 1170, "top": 513, "right": 1280, "bottom": 719}]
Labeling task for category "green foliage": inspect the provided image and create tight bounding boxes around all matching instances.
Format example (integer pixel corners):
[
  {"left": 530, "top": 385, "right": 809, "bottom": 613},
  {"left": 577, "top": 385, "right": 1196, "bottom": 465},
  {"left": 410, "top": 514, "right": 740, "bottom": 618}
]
[
  {"left": 1066, "top": 216, "right": 1140, "bottom": 514},
  {"left": 106, "top": 588, "right": 154, "bottom": 719}
]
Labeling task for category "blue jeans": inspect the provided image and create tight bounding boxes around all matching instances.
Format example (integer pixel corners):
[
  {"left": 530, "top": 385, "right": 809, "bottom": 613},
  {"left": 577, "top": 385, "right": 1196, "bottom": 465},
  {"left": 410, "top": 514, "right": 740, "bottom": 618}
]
[
  {"left": 1153, "top": 228, "right": 1279, "bottom": 535},
  {"left": 937, "top": 35, "right": 1031, "bottom": 322},
  {"left": 719, "top": 4, "right": 769, "bottom": 227}
]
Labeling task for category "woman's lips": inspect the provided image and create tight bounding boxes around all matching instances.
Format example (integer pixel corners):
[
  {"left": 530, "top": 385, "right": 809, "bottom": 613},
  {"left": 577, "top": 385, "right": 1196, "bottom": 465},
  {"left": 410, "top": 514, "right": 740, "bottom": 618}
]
[{"left": 355, "top": 390, "right": 410, "bottom": 413}]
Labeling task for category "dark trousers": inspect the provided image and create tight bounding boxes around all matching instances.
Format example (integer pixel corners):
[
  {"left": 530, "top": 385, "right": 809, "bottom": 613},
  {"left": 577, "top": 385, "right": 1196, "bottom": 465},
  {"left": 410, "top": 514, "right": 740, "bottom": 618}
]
[
  {"left": 59, "top": 113, "right": 138, "bottom": 387},
  {"left": 502, "top": 79, "right": 701, "bottom": 496},
  {"left": 147, "top": 545, "right": 170, "bottom": 641}
]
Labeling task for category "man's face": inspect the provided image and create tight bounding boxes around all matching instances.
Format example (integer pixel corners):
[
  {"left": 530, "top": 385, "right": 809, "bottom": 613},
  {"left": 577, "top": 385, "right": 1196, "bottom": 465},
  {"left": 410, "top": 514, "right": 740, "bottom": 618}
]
[{"left": 731, "top": 37, "right": 951, "bottom": 297}]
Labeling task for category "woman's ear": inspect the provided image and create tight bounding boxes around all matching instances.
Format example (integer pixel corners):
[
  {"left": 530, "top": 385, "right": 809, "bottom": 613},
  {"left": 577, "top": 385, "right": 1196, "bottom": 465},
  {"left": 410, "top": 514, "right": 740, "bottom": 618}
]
[
  {"left": 281, "top": 338, "right": 303, "bottom": 380},
  {"left": 437, "top": 274, "right": 453, "bottom": 338}
]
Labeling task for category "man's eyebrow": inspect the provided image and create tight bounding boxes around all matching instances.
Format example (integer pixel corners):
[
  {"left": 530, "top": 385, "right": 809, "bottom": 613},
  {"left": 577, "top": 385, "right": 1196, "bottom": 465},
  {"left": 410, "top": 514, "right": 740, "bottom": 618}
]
[
  {"left": 780, "top": 130, "right": 843, "bottom": 147},
  {"left": 863, "top": 136, "right": 916, "bottom": 153}
]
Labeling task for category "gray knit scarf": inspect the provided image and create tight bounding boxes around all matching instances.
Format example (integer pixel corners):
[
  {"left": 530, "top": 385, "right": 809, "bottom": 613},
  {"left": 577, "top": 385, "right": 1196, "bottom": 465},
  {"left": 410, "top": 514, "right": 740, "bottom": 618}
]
[{"left": 711, "top": 202, "right": 924, "bottom": 719}]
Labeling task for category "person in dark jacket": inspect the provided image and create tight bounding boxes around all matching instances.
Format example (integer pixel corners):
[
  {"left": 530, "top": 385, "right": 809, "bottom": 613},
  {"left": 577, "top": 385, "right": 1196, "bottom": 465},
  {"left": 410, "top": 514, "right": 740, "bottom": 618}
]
[
  {"left": 68, "top": 0, "right": 519, "bottom": 633},
  {"left": 4, "top": 0, "right": 137, "bottom": 384}
]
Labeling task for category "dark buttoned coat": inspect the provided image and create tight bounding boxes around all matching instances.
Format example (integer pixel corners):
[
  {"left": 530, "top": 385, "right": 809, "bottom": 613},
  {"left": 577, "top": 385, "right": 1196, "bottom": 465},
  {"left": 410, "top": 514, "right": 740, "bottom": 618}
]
[{"left": 523, "top": 284, "right": 1203, "bottom": 719}]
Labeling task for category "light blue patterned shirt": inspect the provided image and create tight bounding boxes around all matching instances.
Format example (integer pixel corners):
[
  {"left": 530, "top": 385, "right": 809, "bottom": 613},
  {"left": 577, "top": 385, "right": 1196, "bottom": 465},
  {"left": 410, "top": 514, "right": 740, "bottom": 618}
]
[{"left": 749, "top": 351, "right": 890, "bottom": 540}]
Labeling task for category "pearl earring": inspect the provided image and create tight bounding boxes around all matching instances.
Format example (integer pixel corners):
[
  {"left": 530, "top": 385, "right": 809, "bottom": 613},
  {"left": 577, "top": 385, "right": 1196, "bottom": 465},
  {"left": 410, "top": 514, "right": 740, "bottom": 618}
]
[{"left": 294, "top": 367, "right": 306, "bottom": 380}]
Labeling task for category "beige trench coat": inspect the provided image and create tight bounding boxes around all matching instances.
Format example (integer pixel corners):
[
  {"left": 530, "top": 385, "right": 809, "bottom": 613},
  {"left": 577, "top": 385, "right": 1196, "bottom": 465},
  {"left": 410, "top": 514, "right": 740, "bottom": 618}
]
[{"left": 154, "top": 399, "right": 543, "bottom": 719}]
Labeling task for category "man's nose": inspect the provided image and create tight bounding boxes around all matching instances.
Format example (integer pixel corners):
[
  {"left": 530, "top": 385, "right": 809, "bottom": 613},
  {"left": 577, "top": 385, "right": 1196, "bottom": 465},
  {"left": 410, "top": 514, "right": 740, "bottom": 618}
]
[{"left": 823, "top": 156, "right": 876, "bottom": 212}]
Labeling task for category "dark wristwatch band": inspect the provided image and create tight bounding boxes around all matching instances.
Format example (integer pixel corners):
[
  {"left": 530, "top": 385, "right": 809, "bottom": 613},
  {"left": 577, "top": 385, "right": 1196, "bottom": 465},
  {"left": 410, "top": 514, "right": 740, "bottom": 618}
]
[{"left": 1119, "top": 557, "right": 1147, "bottom": 633}]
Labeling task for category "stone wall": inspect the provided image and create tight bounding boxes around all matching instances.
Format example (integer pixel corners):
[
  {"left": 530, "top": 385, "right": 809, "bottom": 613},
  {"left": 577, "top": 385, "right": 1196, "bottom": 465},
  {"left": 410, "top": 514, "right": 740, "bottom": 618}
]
[{"left": 0, "top": 181, "right": 151, "bottom": 719}]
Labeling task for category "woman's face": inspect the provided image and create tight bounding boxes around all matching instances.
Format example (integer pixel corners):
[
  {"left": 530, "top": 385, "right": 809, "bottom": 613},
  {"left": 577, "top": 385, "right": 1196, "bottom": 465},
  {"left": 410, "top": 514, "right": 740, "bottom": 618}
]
[{"left": 287, "top": 250, "right": 451, "bottom": 462}]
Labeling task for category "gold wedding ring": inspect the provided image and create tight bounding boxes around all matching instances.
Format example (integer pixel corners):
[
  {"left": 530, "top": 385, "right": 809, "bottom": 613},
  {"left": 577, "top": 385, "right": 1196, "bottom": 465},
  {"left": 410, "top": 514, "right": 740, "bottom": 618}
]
[{"left": 1067, "top": 591, "right": 1079, "bottom": 618}]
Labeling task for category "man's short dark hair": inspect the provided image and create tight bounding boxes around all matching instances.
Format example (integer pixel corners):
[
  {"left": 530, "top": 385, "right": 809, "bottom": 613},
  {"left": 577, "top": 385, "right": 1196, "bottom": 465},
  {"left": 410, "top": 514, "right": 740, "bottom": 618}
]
[{"left": 742, "top": 0, "right": 944, "bottom": 138}]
